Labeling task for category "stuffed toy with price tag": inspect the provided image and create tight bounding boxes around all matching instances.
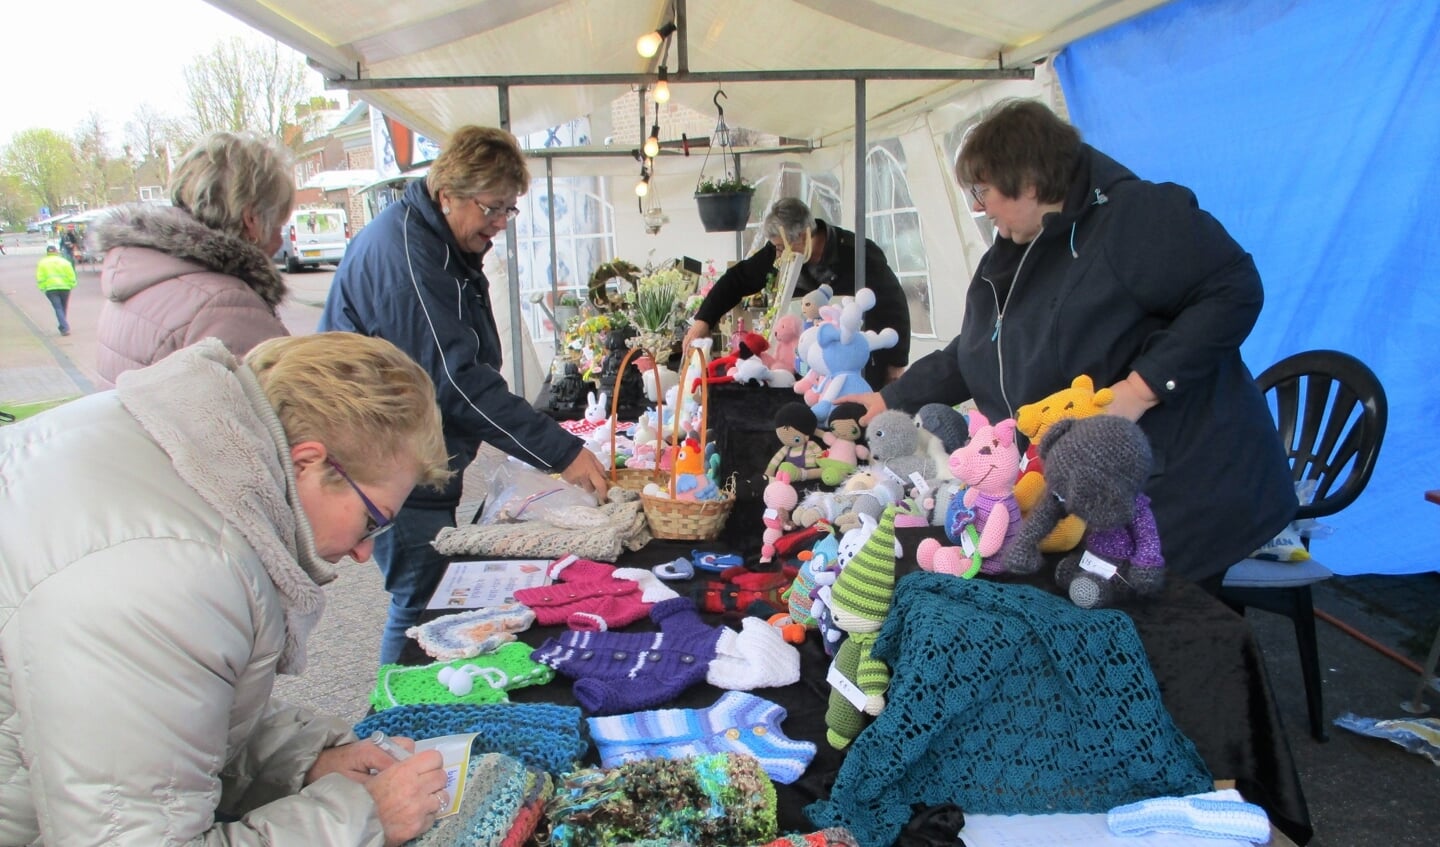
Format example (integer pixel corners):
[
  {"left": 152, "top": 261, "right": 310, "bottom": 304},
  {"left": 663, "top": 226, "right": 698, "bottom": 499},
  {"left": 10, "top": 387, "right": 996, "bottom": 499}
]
[
  {"left": 824, "top": 506, "right": 899, "bottom": 749},
  {"left": 1003, "top": 415, "right": 1165, "bottom": 609}
]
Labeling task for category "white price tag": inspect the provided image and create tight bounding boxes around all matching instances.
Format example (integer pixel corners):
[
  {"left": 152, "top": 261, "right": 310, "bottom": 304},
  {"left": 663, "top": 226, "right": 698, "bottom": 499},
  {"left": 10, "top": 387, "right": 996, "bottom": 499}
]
[
  {"left": 881, "top": 466, "right": 907, "bottom": 487},
  {"left": 909, "top": 472, "right": 931, "bottom": 496},
  {"left": 1078, "top": 550, "right": 1118, "bottom": 580},
  {"left": 763, "top": 507, "right": 779, "bottom": 520},
  {"left": 827, "top": 659, "right": 869, "bottom": 710}
]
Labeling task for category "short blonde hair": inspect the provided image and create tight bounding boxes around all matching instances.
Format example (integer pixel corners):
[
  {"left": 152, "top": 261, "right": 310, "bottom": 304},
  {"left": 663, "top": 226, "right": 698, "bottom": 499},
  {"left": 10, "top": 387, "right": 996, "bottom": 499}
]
[
  {"left": 170, "top": 131, "right": 296, "bottom": 240},
  {"left": 426, "top": 126, "right": 529, "bottom": 202},
  {"left": 245, "top": 333, "right": 452, "bottom": 490}
]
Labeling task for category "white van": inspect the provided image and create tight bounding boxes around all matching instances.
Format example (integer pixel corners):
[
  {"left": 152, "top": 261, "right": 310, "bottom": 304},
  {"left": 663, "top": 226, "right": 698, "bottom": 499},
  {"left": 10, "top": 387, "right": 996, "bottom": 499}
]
[{"left": 275, "top": 208, "right": 349, "bottom": 272}]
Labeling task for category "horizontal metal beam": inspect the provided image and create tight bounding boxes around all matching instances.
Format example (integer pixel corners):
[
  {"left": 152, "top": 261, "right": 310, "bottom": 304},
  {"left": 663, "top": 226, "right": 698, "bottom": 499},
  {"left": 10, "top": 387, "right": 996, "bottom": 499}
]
[
  {"left": 324, "top": 66, "right": 1033, "bottom": 91},
  {"left": 523, "top": 143, "right": 816, "bottom": 159}
]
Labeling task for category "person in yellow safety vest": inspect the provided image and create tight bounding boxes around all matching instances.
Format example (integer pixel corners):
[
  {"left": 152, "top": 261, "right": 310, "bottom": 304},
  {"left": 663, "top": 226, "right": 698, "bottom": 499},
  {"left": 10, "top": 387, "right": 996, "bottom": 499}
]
[{"left": 36, "top": 245, "right": 78, "bottom": 336}]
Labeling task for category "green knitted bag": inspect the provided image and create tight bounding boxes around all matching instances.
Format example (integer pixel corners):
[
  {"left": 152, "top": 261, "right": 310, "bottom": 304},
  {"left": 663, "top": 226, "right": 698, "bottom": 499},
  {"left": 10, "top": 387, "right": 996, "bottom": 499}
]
[{"left": 371, "top": 642, "right": 554, "bottom": 709}]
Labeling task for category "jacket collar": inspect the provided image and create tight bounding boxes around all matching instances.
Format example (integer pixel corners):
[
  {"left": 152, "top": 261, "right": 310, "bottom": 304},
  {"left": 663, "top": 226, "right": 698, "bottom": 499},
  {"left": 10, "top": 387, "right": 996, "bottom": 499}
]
[
  {"left": 92, "top": 204, "right": 288, "bottom": 307},
  {"left": 116, "top": 340, "right": 332, "bottom": 674}
]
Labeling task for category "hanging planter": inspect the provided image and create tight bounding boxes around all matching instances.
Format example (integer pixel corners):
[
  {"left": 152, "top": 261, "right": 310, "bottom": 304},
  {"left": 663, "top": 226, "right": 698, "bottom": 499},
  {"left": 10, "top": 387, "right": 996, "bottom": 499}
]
[
  {"left": 694, "top": 185, "right": 755, "bottom": 233},
  {"left": 694, "top": 89, "right": 755, "bottom": 233}
]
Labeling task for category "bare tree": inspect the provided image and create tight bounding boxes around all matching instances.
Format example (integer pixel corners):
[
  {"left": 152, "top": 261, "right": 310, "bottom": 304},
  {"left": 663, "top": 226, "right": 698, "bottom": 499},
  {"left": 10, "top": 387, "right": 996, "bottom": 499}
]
[
  {"left": 183, "top": 36, "right": 316, "bottom": 145},
  {"left": 125, "top": 102, "right": 187, "bottom": 189},
  {"left": 73, "top": 111, "right": 113, "bottom": 209},
  {"left": 1, "top": 129, "right": 79, "bottom": 212}
]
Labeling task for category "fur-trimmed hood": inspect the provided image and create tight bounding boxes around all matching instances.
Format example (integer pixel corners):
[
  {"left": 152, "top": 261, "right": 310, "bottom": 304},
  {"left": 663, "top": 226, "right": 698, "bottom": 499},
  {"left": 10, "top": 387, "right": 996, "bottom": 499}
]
[{"left": 94, "top": 203, "right": 287, "bottom": 307}]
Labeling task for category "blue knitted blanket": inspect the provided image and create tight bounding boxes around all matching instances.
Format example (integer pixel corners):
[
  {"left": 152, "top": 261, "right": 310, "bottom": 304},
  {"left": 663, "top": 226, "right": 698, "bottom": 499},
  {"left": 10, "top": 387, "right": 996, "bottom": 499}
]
[{"left": 806, "top": 573, "right": 1212, "bottom": 847}]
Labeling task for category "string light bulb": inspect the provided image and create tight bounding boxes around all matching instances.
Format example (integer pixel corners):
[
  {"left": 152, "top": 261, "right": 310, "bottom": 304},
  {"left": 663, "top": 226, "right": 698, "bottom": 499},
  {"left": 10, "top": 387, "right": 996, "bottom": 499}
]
[
  {"left": 635, "top": 176, "right": 650, "bottom": 197},
  {"left": 654, "top": 67, "right": 671, "bottom": 104},
  {"left": 643, "top": 124, "right": 661, "bottom": 159},
  {"left": 636, "top": 22, "right": 676, "bottom": 58}
]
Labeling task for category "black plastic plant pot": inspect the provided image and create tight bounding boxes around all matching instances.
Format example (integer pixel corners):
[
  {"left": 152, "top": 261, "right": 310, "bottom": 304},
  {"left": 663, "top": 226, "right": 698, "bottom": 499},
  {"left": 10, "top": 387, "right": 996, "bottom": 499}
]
[{"left": 694, "top": 191, "right": 755, "bottom": 233}]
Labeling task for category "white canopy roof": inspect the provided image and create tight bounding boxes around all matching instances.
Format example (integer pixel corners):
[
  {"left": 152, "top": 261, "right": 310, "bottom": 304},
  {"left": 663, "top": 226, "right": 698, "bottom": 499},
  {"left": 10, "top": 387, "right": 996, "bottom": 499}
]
[
  {"left": 205, "top": 0, "right": 1172, "bottom": 144},
  {"left": 302, "top": 168, "right": 382, "bottom": 192}
]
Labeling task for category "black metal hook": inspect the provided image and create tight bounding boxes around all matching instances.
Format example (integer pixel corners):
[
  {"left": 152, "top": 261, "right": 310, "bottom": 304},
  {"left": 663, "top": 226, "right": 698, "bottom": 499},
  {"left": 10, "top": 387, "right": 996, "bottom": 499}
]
[{"left": 712, "top": 89, "right": 727, "bottom": 120}]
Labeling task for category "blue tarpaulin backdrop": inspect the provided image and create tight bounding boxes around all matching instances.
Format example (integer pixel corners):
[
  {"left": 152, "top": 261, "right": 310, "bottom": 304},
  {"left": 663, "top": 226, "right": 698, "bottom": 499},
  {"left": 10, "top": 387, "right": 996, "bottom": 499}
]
[{"left": 1055, "top": 0, "right": 1440, "bottom": 575}]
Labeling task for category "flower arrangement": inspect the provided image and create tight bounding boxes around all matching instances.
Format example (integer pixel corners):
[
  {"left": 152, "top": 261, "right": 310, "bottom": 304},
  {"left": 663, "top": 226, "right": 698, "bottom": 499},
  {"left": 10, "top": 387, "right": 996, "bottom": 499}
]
[
  {"left": 563, "top": 312, "right": 629, "bottom": 380},
  {"left": 626, "top": 266, "right": 694, "bottom": 355}
]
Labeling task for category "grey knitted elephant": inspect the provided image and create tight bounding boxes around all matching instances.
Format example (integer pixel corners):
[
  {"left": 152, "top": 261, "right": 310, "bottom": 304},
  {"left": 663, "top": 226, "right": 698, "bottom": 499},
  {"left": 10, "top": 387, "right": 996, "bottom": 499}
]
[{"left": 1003, "top": 415, "right": 1165, "bottom": 609}]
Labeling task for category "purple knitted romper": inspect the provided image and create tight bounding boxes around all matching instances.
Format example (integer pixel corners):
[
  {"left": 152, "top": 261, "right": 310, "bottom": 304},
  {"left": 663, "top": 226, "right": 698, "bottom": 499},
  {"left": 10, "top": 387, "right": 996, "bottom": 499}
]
[{"left": 530, "top": 597, "right": 722, "bottom": 715}]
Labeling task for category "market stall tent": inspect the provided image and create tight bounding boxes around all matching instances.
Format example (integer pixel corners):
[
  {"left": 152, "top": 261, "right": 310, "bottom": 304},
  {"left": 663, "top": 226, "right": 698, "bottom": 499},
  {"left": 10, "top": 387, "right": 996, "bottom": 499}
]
[{"left": 204, "top": 0, "right": 1439, "bottom": 577}]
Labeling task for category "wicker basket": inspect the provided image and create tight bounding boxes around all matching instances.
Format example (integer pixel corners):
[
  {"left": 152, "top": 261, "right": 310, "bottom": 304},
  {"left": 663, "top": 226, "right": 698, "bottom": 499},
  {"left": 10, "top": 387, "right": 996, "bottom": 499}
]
[
  {"left": 639, "top": 346, "right": 734, "bottom": 540},
  {"left": 608, "top": 347, "right": 666, "bottom": 493}
]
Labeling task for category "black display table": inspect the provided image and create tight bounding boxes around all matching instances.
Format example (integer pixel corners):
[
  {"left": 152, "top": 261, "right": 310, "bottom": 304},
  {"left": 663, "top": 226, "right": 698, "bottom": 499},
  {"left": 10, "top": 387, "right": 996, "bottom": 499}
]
[{"left": 400, "top": 530, "right": 1311, "bottom": 845}]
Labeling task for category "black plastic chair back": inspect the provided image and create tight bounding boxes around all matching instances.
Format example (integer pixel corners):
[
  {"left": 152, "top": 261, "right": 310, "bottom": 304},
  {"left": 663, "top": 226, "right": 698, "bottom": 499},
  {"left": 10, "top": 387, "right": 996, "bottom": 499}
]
[{"left": 1257, "top": 349, "right": 1387, "bottom": 524}]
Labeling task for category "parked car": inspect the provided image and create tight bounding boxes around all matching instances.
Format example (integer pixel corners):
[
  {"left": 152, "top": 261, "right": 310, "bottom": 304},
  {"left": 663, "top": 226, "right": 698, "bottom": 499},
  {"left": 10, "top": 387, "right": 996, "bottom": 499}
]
[{"left": 274, "top": 208, "right": 349, "bottom": 272}]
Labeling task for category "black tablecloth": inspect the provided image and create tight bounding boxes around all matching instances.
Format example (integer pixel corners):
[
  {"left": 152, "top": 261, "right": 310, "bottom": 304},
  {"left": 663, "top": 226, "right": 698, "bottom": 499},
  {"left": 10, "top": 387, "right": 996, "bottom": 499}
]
[{"left": 403, "top": 528, "right": 1312, "bottom": 845}]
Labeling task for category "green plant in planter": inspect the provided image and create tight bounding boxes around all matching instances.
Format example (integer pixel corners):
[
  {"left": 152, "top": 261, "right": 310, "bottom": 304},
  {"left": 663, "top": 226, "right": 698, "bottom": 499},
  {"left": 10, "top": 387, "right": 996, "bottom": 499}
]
[
  {"left": 558, "top": 294, "right": 582, "bottom": 307},
  {"left": 696, "top": 175, "right": 755, "bottom": 195}
]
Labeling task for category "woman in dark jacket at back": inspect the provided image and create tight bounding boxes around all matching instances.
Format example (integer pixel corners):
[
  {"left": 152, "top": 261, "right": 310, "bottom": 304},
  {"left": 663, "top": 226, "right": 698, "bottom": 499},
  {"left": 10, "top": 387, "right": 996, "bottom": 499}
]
[{"left": 849, "top": 99, "right": 1295, "bottom": 588}]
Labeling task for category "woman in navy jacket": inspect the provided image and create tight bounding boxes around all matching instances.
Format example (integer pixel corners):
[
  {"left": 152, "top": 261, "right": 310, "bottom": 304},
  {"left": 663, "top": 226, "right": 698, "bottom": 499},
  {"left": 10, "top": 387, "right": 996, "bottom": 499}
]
[
  {"left": 320, "top": 126, "right": 608, "bottom": 664},
  {"left": 854, "top": 99, "right": 1295, "bottom": 587}
]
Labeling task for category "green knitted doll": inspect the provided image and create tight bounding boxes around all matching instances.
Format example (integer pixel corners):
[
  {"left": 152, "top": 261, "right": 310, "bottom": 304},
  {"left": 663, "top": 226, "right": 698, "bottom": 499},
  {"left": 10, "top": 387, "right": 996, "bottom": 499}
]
[{"left": 824, "top": 505, "right": 899, "bottom": 749}]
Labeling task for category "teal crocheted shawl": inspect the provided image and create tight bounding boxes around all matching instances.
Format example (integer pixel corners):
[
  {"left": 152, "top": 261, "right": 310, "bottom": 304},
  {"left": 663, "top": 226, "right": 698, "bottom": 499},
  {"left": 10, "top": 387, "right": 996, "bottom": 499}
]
[{"left": 807, "top": 573, "right": 1212, "bottom": 847}]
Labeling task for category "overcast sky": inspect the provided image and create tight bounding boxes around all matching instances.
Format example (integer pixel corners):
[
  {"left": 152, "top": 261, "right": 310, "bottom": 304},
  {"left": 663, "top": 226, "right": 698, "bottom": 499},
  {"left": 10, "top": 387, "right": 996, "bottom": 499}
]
[{"left": 0, "top": 0, "right": 322, "bottom": 149}]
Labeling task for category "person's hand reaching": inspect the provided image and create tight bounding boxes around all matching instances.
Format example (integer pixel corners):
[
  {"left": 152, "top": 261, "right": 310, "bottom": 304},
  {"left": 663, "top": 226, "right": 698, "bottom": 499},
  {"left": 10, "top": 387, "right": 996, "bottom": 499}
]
[
  {"left": 838, "top": 390, "right": 888, "bottom": 426},
  {"left": 1105, "top": 371, "right": 1159, "bottom": 422},
  {"left": 681, "top": 319, "right": 711, "bottom": 355},
  {"left": 561, "top": 447, "right": 610, "bottom": 500}
]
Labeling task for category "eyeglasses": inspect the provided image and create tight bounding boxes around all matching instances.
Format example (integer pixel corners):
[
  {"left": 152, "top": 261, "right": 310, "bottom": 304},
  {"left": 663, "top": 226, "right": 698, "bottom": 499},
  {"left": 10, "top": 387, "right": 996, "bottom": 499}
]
[
  {"left": 472, "top": 197, "right": 521, "bottom": 221},
  {"left": 327, "top": 459, "right": 393, "bottom": 543},
  {"left": 969, "top": 183, "right": 992, "bottom": 209}
]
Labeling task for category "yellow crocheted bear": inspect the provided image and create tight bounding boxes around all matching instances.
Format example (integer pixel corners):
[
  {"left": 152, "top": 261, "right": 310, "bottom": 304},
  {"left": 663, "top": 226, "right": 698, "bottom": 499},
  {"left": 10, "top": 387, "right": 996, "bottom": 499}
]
[{"left": 1014, "top": 375, "right": 1115, "bottom": 552}]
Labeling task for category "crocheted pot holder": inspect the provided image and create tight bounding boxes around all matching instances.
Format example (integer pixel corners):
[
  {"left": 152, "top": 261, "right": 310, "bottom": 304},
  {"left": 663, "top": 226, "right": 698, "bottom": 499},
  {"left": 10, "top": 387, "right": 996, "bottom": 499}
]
[{"left": 370, "top": 643, "right": 554, "bottom": 709}]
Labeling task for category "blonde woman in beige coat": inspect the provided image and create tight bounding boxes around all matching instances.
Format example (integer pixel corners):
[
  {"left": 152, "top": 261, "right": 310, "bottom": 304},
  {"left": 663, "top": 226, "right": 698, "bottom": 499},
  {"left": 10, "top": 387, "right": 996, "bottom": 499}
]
[
  {"left": 0, "top": 333, "right": 454, "bottom": 846},
  {"left": 94, "top": 131, "right": 295, "bottom": 388}
]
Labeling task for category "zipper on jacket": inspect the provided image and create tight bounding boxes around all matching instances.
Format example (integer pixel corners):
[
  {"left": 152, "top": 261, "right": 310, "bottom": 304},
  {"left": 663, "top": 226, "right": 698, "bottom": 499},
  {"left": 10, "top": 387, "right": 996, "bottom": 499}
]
[{"left": 988, "top": 227, "right": 1042, "bottom": 419}]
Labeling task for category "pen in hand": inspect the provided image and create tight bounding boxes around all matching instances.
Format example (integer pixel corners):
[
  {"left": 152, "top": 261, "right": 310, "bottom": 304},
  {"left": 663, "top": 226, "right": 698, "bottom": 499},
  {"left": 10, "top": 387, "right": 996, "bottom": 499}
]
[{"left": 367, "top": 731, "right": 412, "bottom": 763}]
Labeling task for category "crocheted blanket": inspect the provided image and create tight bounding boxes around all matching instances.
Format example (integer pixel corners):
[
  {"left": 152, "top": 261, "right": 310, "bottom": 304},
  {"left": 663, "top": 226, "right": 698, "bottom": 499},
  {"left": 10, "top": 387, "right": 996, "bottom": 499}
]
[
  {"left": 433, "top": 494, "right": 651, "bottom": 561},
  {"left": 806, "top": 573, "right": 1212, "bottom": 847},
  {"left": 354, "top": 703, "right": 586, "bottom": 775}
]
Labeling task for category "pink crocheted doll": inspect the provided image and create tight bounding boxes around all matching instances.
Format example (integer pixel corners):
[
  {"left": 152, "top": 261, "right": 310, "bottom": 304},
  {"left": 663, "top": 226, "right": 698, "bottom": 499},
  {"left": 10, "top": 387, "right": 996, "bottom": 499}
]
[
  {"left": 760, "top": 470, "right": 799, "bottom": 564},
  {"left": 917, "top": 410, "right": 1022, "bottom": 576},
  {"left": 764, "top": 313, "right": 803, "bottom": 375}
]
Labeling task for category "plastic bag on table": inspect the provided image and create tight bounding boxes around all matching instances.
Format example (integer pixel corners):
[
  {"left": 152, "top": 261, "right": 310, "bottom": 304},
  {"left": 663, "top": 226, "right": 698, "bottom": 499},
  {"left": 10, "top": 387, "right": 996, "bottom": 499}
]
[{"left": 475, "top": 457, "right": 597, "bottom": 525}]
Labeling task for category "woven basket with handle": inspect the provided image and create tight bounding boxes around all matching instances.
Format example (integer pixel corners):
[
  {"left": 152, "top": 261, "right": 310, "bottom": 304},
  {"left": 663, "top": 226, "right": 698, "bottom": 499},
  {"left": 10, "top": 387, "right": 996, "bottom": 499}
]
[
  {"left": 607, "top": 346, "right": 667, "bottom": 493},
  {"left": 638, "top": 346, "right": 733, "bottom": 540}
]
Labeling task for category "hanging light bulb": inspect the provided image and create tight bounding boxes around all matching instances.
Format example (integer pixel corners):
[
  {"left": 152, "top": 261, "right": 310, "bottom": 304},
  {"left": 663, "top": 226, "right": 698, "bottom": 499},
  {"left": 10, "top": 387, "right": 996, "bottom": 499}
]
[
  {"left": 643, "top": 124, "right": 661, "bottom": 159},
  {"left": 635, "top": 176, "right": 650, "bottom": 197},
  {"left": 654, "top": 67, "right": 671, "bottom": 104},
  {"left": 635, "top": 22, "right": 676, "bottom": 58}
]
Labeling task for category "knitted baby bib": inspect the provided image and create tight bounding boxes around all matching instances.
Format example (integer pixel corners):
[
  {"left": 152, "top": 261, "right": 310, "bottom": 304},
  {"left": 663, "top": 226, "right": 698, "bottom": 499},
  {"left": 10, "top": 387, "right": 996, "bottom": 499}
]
[
  {"left": 371, "top": 643, "right": 554, "bottom": 709},
  {"left": 544, "top": 752, "right": 777, "bottom": 847},
  {"left": 406, "top": 752, "right": 552, "bottom": 847},
  {"left": 406, "top": 604, "right": 537, "bottom": 661},
  {"left": 354, "top": 703, "right": 587, "bottom": 775}
]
